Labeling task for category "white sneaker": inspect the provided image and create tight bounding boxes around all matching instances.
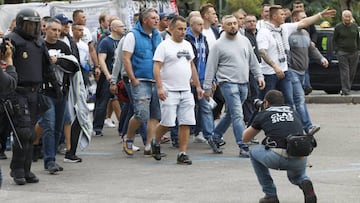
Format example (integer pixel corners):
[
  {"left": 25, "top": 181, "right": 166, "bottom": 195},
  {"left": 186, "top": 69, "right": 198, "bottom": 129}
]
[
  {"left": 104, "top": 118, "right": 116, "bottom": 128},
  {"left": 194, "top": 132, "right": 207, "bottom": 143},
  {"left": 132, "top": 144, "right": 140, "bottom": 152}
]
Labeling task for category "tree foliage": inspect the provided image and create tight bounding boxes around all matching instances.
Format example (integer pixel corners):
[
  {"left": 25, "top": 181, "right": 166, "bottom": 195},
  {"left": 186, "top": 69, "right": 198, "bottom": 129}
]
[{"left": 183, "top": 0, "right": 360, "bottom": 26}]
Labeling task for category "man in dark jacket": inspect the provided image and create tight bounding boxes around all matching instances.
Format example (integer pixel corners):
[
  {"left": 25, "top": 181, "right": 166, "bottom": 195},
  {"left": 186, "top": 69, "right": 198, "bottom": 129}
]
[
  {"left": 185, "top": 16, "right": 216, "bottom": 148},
  {"left": 0, "top": 40, "right": 17, "bottom": 188}
]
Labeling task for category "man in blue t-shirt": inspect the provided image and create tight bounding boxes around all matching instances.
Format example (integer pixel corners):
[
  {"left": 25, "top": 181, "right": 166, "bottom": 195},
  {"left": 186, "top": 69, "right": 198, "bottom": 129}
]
[{"left": 92, "top": 19, "right": 126, "bottom": 137}]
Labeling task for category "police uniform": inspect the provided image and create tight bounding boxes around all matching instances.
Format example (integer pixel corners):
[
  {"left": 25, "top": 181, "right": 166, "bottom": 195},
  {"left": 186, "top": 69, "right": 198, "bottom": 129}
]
[{"left": 4, "top": 8, "right": 60, "bottom": 185}]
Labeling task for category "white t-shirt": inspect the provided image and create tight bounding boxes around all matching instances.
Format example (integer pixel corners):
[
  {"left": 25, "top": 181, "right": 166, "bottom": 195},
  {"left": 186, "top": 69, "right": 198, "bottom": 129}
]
[
  {"left": 202, "top": 27, "right": 217, "bottom": 50},
  {"left": 59, "top": 37, "right": 71, "bottom": 48},
  {"left": 153, "top": 38, "right": 195, "bottom": 91},
  {"left": 77, "top": 40, "right": 89, "bottom": 68},
  {"left": 122, "top": 32, "right": 136, "bottom": 53},
  {"left": 257, "top": 22, "right": 299, "bottom": 74},
  {"left": 70, "top": 26, "right": 93, "bottom": 44}
]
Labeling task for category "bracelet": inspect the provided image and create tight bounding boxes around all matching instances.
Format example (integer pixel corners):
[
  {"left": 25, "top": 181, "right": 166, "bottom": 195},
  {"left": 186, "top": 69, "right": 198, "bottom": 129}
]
[{"left": 318, "top": 12, "right": 322, "bottom": 19}]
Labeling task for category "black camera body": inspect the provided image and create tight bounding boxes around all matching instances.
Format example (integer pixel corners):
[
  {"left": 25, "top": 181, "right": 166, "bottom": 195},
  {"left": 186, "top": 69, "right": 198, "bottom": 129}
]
[
  {"left": 254, "top": 99, "right": 265, "bottom": 111},
  {"left": 0, "top": 37, "right": 14, "bottom": 55}
]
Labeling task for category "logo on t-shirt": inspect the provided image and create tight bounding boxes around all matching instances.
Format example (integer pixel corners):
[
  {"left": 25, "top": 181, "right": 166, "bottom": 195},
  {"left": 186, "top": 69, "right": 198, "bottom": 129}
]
[{"left": 176, "top": 49, "right": 191, "bottom": 60}]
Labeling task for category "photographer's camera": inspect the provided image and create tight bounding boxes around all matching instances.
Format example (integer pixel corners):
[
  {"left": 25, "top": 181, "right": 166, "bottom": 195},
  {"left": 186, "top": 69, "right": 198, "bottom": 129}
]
[
  {"left": 0, "top": 37, "right": 14, "bottom": 55},
  {"left": 254, "top": 99, "right": 264, "bottom": 111}
]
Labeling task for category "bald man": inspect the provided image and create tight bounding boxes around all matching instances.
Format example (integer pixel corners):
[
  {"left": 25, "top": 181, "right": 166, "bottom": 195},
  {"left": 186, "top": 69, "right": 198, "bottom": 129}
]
[
  {"left": 184, "top": 16, "right": 216, "bottom": 146},
  {"left": 92, "top": 19, "right": 126, "bottom": 137}
]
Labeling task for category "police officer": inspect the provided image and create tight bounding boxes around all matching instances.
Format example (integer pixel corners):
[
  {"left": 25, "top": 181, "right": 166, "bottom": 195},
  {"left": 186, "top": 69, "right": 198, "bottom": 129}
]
[
  {"left": 242, "top": 90, "right": 317, "bottom": 203},
  {"left": 0, "top": 40, "right": 17, "bottom": 189},
  {"left": 5, "top": 9, "right": 61, "bottom": 185}
]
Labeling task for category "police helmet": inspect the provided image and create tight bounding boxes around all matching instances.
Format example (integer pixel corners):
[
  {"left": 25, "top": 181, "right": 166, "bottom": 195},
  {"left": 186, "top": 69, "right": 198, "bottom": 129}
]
[{"left": 16, "top": 9, "right": 41, "bottom": 38}]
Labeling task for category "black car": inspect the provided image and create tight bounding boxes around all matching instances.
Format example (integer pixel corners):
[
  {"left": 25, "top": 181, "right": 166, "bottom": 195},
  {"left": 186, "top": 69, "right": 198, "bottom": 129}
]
[{"left": 308, "top": 26, "right": 360, "bottom": 94}]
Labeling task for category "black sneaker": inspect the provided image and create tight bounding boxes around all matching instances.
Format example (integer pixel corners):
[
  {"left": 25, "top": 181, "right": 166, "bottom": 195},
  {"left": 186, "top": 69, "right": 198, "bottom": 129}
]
[
  {"left": 144, "top": 149, "right": 167, "bottom": 158},
  {"left": 25, "top": 172, "right": 39, "bottom": 183},
  {"left": 307, "top": 125, "right": 320, "bottom": 136},
  {"left": 299, "top": 180, "right": 317, "bottom": 203},
  {"left": 239, "top": 147, "right": 250, "bottom": 158},
  {"left": 177, "top": 153, "right": 192, "bottom": 165},
  {"left": 151, "top": 139, "right": 162, "bottom": 161},
  {"left": 259, "top": 195, "right": 279, "bottom": 203},
  {"left": 44, "top": 162, "right": 63, "bottom": 171},
  {"left": 64, "top": 152, "right": 82, "bottom": 163},
  {"left": 10, "top": 171, "right": 26, "bottom": 185},
  {"left": 208, "top": 139, "right": 223, "bottom": 154},
  {"left": 217, "top": 140, "right": 226, "bottom": 147},
  {"left": 46, "top": 161, "right": 60, "bottom": 174}
]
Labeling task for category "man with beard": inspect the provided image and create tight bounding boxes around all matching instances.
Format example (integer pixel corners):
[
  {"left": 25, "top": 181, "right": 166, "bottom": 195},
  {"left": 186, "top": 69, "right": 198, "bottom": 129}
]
[{"left": 203, "top": 15, "right": 265, "bottom": 157}]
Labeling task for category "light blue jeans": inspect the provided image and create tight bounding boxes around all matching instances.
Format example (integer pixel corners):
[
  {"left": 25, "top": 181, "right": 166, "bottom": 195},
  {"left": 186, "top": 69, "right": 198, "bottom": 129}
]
[
  {"left": 250, "top": 145, "right": 309, "bottom": 196},
  {"left": 288, "top": 70, "right": 313, "bottom": 131},
  {"left": 212, "top": 82, "right": 248, "bottom": 148},
  {"left": 130, "top": 81, "right": 160, "bottom": 121}
]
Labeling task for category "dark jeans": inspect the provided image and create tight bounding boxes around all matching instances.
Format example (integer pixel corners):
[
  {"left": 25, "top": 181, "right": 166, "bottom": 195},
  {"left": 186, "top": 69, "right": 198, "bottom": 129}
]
[
  {"left": 259, "top": 71, "right": 294, "bottom": 106},
  {"left": 93, "top": 74, "right": 112, "bottom": 133}
]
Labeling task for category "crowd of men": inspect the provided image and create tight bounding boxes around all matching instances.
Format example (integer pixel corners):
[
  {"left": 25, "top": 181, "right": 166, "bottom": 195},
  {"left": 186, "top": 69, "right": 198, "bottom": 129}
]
[{"left": 2, "top": 1, "right": 356, "bottom": 202}]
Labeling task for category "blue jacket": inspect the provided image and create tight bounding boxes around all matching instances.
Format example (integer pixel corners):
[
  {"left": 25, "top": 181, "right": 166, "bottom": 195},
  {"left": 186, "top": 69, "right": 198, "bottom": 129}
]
[
  {"left": 131, "top": 21, "right": 162, "bottom": 80},
  {"left": 185, "top": 27, "right": 209, "bottom": 81}
]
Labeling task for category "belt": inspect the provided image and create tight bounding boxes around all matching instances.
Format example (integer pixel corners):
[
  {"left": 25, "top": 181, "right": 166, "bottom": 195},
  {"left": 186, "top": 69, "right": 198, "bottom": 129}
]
[
  {"left": 270, "top": 148, "right": 305, "bottom": 159},
  {"left": 16, "top": 85, "right": 40, "bottom": 93}
]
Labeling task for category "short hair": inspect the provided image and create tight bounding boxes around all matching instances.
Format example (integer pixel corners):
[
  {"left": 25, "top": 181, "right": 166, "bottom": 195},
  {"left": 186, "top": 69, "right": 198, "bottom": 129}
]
[
  {"left": 72, "top": 22, "right": 83, "bottom": 27},
  {"left": 269, "top": 5, "right": 283, "bottom": 19},
  {"left": 98, "top": 12, "right": 108, "bottom": 24},
  {"left": 291, "top": 9, "right": 305, "bottom": 19},
  {"left": 264, "top": 90, "right": 285, "bottom": 106},
  {"left": 232, "top": 8, "right": 247, "bottom": 17},
  {"left": 199, "top": 3, "right": 215, "bottom": 18},
  {"left": 46, "top": 18, "right": 61, "bottom": 28},
  {"left": 342, "top": 10, "right": 352, "bottom": 18},
  {"left": 293, "top": 1, "right": 304, "bottom": 6},
  {"left": 169, "top": 15, "right": 185, "bottom": 28},
  {"left": 42, "top": 16, "right": 51, "bottom": 22},
  {"left": 139, "top": 8, "right": 158, "bottom": 24},
  {"left": 221, "top": 15, "right": 235, "bottom": 23},
  {"left": 72, "top": 9, "right": 84, "bottom": 20}
]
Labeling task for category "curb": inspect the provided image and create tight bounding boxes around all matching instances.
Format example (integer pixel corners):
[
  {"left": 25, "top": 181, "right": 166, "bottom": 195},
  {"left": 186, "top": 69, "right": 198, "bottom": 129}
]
[{"left": 305, "top": 95, "right": 360, "bottom": 104}]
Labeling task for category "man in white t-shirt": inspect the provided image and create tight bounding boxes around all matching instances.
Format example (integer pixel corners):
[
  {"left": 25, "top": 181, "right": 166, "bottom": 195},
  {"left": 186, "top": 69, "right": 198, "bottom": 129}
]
[
  {"left": 256, "top": 5, "right": 336, "bottom": 105},
  {"left": 72, "top": 10, "right": 100, "bottom": 80},
  {"left": 199, "top": 3, "right": 225, "bottom": 122},
  {"left": 199, "top": 3, "right": 219, "bottom": 50},
  {"left": 152, "top": 15, "right": 203, "bottom": 165}
]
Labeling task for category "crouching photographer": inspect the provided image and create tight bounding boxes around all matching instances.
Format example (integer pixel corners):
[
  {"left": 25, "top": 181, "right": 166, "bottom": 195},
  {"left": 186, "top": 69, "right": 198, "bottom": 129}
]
[
  {"left": 0, "top": 39, "right": 17, "bottom": 189},
  {"left": 242, "top": 90, "right": 317, "bottom": 203}
]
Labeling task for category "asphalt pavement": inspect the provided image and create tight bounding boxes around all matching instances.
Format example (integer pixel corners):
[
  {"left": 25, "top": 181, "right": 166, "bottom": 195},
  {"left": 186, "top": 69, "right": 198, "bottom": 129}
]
[{"left": 0, "top": 91, "right": 360, "bottom": 203}]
